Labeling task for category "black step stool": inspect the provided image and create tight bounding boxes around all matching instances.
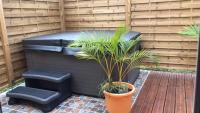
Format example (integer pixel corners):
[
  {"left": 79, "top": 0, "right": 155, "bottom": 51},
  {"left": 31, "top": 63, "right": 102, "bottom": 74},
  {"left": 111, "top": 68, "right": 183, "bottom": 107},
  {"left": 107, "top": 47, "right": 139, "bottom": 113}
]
[{"left": 6, "top": 70, "right": 72, "bottom": 112}]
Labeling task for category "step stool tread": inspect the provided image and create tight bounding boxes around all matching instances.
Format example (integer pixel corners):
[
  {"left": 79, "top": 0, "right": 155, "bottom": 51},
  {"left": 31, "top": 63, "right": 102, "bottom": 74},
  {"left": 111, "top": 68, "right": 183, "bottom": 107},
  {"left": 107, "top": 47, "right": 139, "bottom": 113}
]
[
  {"left": 6, "top": 86, "right": 60, "bottom": 104},
  {"left": 23, "top": 70, "right": 71, "bottom": 83}
]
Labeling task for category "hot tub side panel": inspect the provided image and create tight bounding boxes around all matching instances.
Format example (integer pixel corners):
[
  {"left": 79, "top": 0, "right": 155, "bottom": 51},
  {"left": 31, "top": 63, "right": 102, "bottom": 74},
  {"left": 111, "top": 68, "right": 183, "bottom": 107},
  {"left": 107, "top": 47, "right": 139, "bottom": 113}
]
[
  {"left": 25, "top": 50, "right": 106, "bottom": 97},
  {"left": 25, "top": 50, "right": 140, "bottom": 97}
]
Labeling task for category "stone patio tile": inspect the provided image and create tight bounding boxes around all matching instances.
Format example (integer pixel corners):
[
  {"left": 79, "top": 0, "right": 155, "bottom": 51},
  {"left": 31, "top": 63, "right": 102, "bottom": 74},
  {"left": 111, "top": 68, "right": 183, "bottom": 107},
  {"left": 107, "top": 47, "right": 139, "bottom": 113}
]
[{"left": 1, "top": 70, "right": 149, "bottom": 113}]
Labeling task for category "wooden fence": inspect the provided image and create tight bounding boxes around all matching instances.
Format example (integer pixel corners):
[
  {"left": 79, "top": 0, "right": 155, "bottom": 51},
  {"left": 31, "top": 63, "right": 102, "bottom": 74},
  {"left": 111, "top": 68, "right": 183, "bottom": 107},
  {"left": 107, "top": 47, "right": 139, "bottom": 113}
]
[
  {"left": 0, "top": 0, "right": 199, "bottom": 88},
  {"left": 0, "top": 0, "right": 63, "bottom": 88},
  {"left": 131, "top": 0, "right": 199, "bottom": 70},
  {"left": 64, "top": 0, "right": 126, "bottom": 30},
  {"left": 64, "top": 0, "right": 200, "bottom": 70}
]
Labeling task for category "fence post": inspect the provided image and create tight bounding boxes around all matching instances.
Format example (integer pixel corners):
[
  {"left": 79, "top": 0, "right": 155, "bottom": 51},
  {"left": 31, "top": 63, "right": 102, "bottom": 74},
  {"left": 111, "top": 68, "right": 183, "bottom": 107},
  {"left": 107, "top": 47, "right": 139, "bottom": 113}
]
[
  {"left": 193, "top": 28, "right": 200, "bottom": 113},
  {"left": 59, "top": 0, "right": 65, "bottom": 32},
  {"left": 125, "top": 0, "right": 131, "bottom": 30},
  {"left": 0, "top": 0, "right": 14, "bottom": 85}
]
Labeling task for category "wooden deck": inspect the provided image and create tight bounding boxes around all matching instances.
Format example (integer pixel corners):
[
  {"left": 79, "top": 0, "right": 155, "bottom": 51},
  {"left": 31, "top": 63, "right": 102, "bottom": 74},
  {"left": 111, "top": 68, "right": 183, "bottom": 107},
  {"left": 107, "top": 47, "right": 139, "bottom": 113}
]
[{"left": 131, "top": 71, "right": 195, "bottom": 113}]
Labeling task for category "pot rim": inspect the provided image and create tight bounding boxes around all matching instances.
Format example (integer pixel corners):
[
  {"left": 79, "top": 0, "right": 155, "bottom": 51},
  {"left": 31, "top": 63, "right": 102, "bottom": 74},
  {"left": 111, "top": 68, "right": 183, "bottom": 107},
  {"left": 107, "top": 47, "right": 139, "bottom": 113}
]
[{"left": 103, "top": 82, "right": 135, "bottom": 97}]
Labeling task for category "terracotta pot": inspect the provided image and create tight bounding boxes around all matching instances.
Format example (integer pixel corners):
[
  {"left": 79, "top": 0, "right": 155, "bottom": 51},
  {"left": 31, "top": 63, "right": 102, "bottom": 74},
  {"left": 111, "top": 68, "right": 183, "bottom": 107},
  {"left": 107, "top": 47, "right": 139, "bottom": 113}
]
[{"left": 103, "top": 82, "right": 135, "bottom": 113}]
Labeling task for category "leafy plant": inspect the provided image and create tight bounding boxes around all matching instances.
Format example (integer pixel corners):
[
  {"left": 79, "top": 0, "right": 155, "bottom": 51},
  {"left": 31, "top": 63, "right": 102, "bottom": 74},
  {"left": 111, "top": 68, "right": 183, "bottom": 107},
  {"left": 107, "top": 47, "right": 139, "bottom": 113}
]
[
  {"left": 179, "top": 24, "right": 199, "bottom": 38},
  {"left": 69, "top": 26, "right": 155, "bottom": 94}
]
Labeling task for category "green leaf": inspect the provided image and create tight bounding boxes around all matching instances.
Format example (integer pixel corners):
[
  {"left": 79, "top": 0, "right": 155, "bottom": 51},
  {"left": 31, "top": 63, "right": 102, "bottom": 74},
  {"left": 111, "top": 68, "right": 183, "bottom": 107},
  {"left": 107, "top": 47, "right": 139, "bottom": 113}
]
[{"left": 179, "top": 24, "right": 199, "bottom": 38}]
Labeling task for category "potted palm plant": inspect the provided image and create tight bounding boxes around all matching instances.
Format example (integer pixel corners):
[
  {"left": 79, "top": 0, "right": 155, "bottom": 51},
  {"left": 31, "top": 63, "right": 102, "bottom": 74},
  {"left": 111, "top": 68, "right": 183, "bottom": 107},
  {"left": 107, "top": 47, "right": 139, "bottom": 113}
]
[{"left": 69, "top": 26, "right": 154, "bottom": 113}]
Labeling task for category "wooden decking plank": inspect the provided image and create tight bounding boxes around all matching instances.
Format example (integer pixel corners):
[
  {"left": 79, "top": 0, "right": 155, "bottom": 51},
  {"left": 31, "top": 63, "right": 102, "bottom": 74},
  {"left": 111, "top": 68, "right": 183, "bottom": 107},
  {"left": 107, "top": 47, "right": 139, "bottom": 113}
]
[
  {"left": 162, "top": 73, "right": 176, "bottom": 113},
  {"left": 131, "top": 71, "right": 194, "bottom": 113},
  {"left": 184, "top": 74, "right": 194, "bottom": 113},
  {"left": 175, "top": 74, "right": 187, "bottom": 113},
  {"left": 131, "top": 72, "right": 156, "bottom": 113},
  {"left": 151, "top": 73, "right": 169, "bottom": 113},
  {"left": 139, "top": 72, "right": 162, "bottom": 113}
]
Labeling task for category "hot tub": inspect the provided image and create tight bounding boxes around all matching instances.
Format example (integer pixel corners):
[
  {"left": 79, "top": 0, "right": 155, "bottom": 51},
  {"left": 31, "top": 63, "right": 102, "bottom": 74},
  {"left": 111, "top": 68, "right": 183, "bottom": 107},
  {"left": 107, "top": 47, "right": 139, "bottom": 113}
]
[{"left": 23, "top": 31, "right": 141, "bottom": 97}]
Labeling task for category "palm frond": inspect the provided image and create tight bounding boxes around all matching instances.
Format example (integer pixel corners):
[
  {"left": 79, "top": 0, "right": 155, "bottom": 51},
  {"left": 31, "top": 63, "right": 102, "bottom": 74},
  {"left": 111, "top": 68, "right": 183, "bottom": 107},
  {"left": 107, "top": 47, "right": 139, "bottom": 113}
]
[
  {"left": 131, "top": 50, "right": 149, "bottom": 65},
  {"left": 179, "top": 24, "right": 199, "bottom": 38},
  {"left": 119, "top": 37, "right": 141, "bottom": 54},
  {"left": 111, "top": 25, "right": 128, "bottom": 49}
]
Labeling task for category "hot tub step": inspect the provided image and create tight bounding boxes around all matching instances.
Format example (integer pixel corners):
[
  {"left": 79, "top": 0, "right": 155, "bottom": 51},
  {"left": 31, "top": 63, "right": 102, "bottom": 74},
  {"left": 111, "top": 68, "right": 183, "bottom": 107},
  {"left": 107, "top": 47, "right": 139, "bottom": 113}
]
[
  {"left": 7, "top": 86, "right": 60, "bottom": 112},
  {"left": 23, "top": 70, "right": 71, "bottom": 83}
]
